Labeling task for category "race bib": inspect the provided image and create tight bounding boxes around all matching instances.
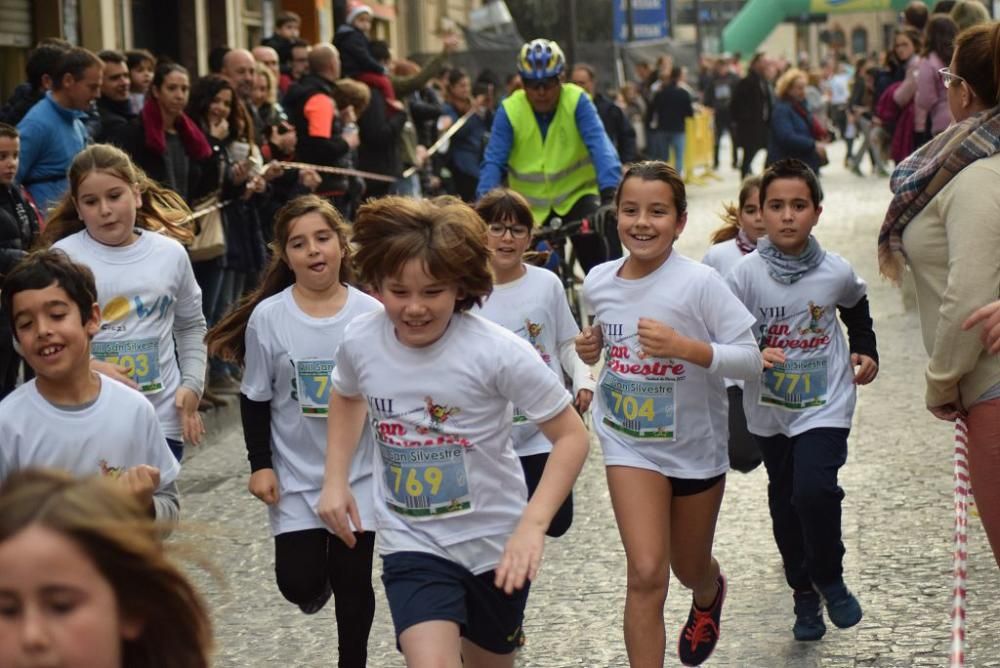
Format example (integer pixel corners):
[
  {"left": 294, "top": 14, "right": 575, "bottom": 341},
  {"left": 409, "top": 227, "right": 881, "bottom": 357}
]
[
  {"left": 295, "top": 359, "right": 335, "bottom": 417},
  {"left": 378, "top": 437, "right": 473, "bottom": 520},
  {"left": 760, "top": 357, "right": 829, "bottom": 410},
  {"left": 92, "top": 338, "right": 162, "bottom": 393},
  {"left": 600, "top": 371, "right": 676, "bottom": 440}
]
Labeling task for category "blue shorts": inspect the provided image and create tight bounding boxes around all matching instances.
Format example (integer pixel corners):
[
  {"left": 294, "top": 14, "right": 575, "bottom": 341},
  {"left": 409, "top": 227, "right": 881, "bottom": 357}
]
[{"left": 381, "top": 551, "right": 529, "bottom": 655}]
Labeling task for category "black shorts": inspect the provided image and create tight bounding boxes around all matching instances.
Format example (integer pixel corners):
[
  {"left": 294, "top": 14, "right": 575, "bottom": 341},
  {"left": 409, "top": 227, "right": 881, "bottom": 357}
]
[
  {"left": 381, "top": 551, "right": 529, "bottom": 655},
  {"left": 667, "top": 473, "right": 725, "bottom": 497}
]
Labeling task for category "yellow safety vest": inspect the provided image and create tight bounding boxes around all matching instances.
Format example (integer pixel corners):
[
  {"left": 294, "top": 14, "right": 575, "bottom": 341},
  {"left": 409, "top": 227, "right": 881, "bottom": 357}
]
[{"left": 502, "top": 83, "right": 599, "bottom": 225}]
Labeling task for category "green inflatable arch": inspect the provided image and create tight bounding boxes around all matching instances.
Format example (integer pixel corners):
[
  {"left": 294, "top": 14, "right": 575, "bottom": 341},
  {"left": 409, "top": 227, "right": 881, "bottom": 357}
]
[{"left": 722, "top": 0, "right": 912, "bottom": 55}]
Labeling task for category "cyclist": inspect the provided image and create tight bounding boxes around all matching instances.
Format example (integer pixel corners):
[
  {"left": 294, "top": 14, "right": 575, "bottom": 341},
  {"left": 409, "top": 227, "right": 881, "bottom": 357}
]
[{"left": 477, "top": 38, "right": 623, "bottom": 273}]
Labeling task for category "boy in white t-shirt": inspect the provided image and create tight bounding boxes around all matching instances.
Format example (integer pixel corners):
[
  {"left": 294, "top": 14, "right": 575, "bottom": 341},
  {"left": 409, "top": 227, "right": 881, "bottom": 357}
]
[
  {"left": 725, "top": 159, "right": 878, "bottom": 642},
  {"left": 317, "top": 196, "right": 590, "bottom": 668},
  {"left": 0, "top": 250, "right": 181, "bottom": 522}
]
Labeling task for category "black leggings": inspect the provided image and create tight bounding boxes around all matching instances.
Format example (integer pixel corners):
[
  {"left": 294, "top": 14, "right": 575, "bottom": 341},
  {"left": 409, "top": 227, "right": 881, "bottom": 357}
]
[
  {"left": 519, "top": 452, "right": 574, "bottom": 537},
  {"left": 274, "top": 529, "right": 376, "bottom": 667}
]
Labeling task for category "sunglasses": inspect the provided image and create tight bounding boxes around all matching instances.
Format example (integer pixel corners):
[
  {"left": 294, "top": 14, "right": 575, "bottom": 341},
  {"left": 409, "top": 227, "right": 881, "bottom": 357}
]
[
  {"left": 523, "top": 77, "right": 559, "bottom": 92},
  {"left": 938, "top": 67, "right": 965, "bottom": 89}
]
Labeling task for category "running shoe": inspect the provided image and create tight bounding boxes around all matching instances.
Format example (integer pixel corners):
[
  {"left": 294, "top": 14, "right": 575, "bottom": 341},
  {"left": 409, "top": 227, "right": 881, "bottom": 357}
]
[
  {"left": 677, "top": 573, "right": 726, "bottom": 666},
  {"left": 818, "top": 581, "right": 863, "bottom": 629},
  {"left": 792, "top": 589, "right": 826, "bottom": 641}
]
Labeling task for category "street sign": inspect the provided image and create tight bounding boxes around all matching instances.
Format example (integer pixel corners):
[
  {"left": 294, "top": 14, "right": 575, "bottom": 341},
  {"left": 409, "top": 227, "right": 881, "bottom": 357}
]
[{"left": 613, "top": 0, "right": 671, "bottom": 44}]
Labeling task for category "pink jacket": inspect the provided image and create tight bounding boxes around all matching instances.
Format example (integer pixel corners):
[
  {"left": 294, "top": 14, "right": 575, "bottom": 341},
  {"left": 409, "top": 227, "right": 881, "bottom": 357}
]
[{"left": 915, "top": 52, "right": 952, "bottom": 135}]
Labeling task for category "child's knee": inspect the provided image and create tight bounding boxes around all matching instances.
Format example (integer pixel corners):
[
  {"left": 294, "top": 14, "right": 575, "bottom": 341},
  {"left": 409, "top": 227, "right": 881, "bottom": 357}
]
[
  {"left": 626, "top": 558, "right": 670, "bottom": 599},
  {"left": 276, "top": 567, "right": 329, "bottom": 606}
]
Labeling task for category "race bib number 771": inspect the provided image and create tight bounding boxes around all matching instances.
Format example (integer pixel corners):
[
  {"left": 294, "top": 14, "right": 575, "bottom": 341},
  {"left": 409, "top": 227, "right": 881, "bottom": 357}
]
[{"left": 760, "top": 357, "right": 829, "bottom": 410}]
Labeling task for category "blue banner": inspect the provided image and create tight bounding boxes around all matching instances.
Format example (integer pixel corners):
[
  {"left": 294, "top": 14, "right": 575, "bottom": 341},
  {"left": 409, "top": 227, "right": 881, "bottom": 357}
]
[{"left": 613, "top": 0, "right": 670, "bottom": 43}]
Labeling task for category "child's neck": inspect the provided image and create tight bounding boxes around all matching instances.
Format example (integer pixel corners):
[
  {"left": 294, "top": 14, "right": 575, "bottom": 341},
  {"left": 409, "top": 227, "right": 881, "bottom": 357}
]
[
  {"left": 491, "top": 262, "right": 526, "bottom": 285},
  {"left": 619, "top": 248, "right": 671, "bottom": 280},
  {"left": 292, "top": 280, "right": 348, "bottom": 318},
  {"left": 35, "top": 367, "right": 101, "bottom": 407}
]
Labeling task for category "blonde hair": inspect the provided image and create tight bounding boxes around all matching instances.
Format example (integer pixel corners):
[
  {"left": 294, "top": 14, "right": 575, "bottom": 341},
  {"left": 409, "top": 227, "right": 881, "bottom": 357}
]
[
  {"left": 255, "top": 61, "right": 278, "bottom": 106},
  {"left": 711, "top": 175, "right": 762, "bottom": 244},
  {"left": 775, "top": 67, "right": 807, "bottom": 99},
  {"left": 207, "top": 195, "right": 354, "bottom": 363},
  {"left": 41, "top": 144, "right": 193, "bottom": 246},
  {"left": 352, "top": 196, "right": 492, "bottom": 312},
  {"left": 0, "top": 469, "right": 212, "bottom": 668}
]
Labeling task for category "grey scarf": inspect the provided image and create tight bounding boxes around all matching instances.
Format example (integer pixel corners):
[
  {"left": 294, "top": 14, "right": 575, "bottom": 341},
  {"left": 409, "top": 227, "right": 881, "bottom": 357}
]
[{"left": 756, "top": 235, "right": 826, "bottom": 284}]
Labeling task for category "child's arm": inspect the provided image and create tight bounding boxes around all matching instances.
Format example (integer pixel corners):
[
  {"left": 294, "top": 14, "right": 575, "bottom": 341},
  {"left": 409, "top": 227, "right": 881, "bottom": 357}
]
[
  {"left": 636, "top": 318, "right": 762, "bottom": 379},
  {"left": 241, "top": 394, "right": 279, "bottom": 505},
  {"left": 317, "top": 391, "right": 368, "bottom": 547},
  {"left": 558, "top": 337, "right": 595, "bottom": 412},
  {"left": 495, "top": 405, "right": 589, "bottom": 594},
  {"left": 837, "top": 295, "right": 879, "bottom": 385}
]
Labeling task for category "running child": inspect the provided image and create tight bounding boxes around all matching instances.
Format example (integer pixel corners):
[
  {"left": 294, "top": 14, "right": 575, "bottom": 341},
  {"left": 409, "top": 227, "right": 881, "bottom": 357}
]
[
  {"left": 576, "top": 161, "right": 762, "bottom": 667},
  {"left": 317, "top": 196, "right": 590, "bottom": 668},
  {"left": 206, "top": 195, "right": 381, "bottom": 667},
  {"left": 725, "top": 158, "right": 878, "bottom": 641},
  {"left": 471, "top": 188, "right": 594, "bottom": 538},
  {"left": 0, "top": 250, "right": 180, "bottom": 522},
  {"left": 43, "top": 144, "right": 207, "bottom": 461},
  {"left": 703, "top": 175, "right": 765, "bottom": 473}
]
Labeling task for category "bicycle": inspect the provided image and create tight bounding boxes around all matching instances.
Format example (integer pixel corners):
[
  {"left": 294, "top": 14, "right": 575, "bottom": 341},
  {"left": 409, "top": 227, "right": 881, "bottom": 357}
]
[{"left": 531, "top": 215, "right": 596, "bottom": 328}]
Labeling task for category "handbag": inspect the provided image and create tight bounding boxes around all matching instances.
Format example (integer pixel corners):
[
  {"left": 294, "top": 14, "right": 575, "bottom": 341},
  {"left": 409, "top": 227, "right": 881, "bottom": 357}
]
[{"left": 187, "top": 199, "right": 225, "bottom": 262}]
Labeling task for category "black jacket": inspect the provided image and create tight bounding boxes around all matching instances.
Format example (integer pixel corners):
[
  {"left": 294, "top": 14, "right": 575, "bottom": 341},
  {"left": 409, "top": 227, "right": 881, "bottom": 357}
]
[
  {"left": 0, "top": 83, "right": 41, "bottom": 126},
  {"left": 284, "top": 74, "right": 352, "bottom": 194},
  {"left": 647, "top": 84, "right": 694, "bottom": 134},
  {"left": 594, "top": 93, "right": 638, "bottom": 163},
  {"left": 334, "top": 25, "right": 383, "bottom": 78},
  {"left": 0, "top": 184, "right": 40, "bottom": 276},
  {"left": 95, "top": 96, "right": 136, "bottom": 146},
  {"left": 118, "top": 118, "right": 221, "bottom": 203},
  {"left": 357, "top": 87, "right": 406, "bottom": 198},
  {"left": 732, "top": 70, "right": 773, "bottom": 150}
]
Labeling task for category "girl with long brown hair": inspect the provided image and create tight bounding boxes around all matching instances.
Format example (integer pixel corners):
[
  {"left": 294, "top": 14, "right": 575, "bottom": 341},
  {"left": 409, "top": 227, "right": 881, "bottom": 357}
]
[{"left": 206, "top": 195, "right": 382, "bottom": 666}]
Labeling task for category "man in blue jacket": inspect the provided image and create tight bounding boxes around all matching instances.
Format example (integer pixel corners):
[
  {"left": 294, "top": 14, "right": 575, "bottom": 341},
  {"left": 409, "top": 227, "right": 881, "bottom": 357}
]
[{"left": 16, "top": 47, "right": 101, "bottom": 215}]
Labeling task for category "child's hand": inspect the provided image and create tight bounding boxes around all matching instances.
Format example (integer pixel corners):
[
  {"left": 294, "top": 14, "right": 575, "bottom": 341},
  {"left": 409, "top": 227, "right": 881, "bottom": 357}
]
[
  {"left": 90, "top": 359, "right": 139, "bottom": 390},
  {"left": 175, "top": 387, "right": 205, "bottom": 445},
  {"left": 317, "top": 483, "right": 362, "bottom": 548},
  {"left": 575, "top": 324, "right": 604, "bottom": 365},
  {"left": 963, "top": 301, "right": 1000, "bottom": 354},
  {"left": 851, "top": 353, "right": 878, "bottom": 385},
  {"left": 119, "top": 465, "right": 160, "bottom": 511},
  {"left": 928, "top": 403, "right": 964, "bottom": 422},
  {"left": 249, "top": 469, "right": 280, "bottom": 505},
  {"left": 574, "top": 389, "right": 593, "bottom": 413},
  {"left": 495, "top": 518, "right": 545, "bottom": 594},
  {"left": 637, "top": 317, "right": 685, "bottom": 359},
  {"left": 761, "top": 347, "right": 786, "bottom": 369}
]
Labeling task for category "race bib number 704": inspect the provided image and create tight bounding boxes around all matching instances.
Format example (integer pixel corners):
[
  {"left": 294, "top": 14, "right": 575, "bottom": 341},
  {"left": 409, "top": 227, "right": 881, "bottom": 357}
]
[{"left": 600, "top": 372, "right": 676, "bottom": 440}]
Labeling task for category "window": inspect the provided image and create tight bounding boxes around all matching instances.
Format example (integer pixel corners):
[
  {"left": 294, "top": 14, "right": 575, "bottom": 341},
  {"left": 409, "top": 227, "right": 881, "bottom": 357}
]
[{"left": 851, "top": 27, "right": 868, "bottom": 55}]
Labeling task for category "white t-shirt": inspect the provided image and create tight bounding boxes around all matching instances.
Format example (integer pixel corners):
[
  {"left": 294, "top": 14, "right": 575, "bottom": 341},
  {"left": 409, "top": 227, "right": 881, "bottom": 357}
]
[
  {"left": 472, "top": 265, "right": 583, "bottom": 456},
  {"left": 241, "top": 285, "right": 382, "bottom": 535},
  {"left": 0, "top": 376, "right": 180, "bottom": 489},
  {"left": 703, "top": 239, "right": 754, "bottom": 390},
  {"left": 702, "top": 239, "right": 748, "bottom": 276},
  {"left": 330, "top": 310, "right": 572, "bottom": 573},
  {"left": 583, "top": 252, "right": 757, "bottom": 478},
  {"left": 53, "top": 230, "right": 203, "bottom": 441},
  {"left": 725, "top": 251, "right": 867, "bottom": 437}
]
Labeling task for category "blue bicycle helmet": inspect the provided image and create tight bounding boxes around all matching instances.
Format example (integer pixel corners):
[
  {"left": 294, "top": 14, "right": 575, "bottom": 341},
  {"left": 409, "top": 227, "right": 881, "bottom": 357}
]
[{"left": 517, "top": 39, "right": 566, "bottom": 81}]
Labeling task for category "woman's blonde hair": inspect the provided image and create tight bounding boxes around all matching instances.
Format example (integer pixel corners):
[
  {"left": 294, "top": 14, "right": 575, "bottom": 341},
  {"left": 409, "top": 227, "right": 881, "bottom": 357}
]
[
  {"left": 775, "top": 67, "right": 807, "bottom": 99},
  {"left": 352, "top": 195, "right": 492, "bottom": 312},
  {"left": 711, "top": 175, "right": 762, "bottom": 244},
  {"left": 0, "top": 469, "right": 212, "bottom": 668},
  {"left": 41, "top": 143, "right": 193, "bottom": 246},
  {"left": 255, "top": 61, "right": 278, "bottom": 106},
  {"left": 207, "top": 195, "right": 354, "bottom": 363}
]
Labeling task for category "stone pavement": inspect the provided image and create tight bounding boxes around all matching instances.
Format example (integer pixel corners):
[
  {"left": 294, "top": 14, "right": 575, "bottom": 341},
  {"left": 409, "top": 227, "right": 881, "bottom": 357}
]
[{"left": 175, "top": 144, "right": 1000, "bottom": 667}]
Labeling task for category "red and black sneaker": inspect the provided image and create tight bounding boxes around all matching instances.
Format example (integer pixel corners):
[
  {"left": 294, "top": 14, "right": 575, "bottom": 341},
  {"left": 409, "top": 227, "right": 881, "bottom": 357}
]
[{"left": 677, "top": 573, "right": 726, "bottom": 666}]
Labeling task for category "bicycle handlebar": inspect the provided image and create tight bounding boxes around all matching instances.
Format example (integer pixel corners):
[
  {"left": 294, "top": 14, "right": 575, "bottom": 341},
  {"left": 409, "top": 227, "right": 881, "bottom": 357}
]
[{"left": 532, "top": 216, "right": 593, "bottom": 242}]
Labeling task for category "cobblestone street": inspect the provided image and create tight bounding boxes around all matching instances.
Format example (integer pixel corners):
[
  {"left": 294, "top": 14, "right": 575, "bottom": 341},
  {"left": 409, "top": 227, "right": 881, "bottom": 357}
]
[{"left": 176, "top": 145, "right": 1000, "bottom": 667}]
